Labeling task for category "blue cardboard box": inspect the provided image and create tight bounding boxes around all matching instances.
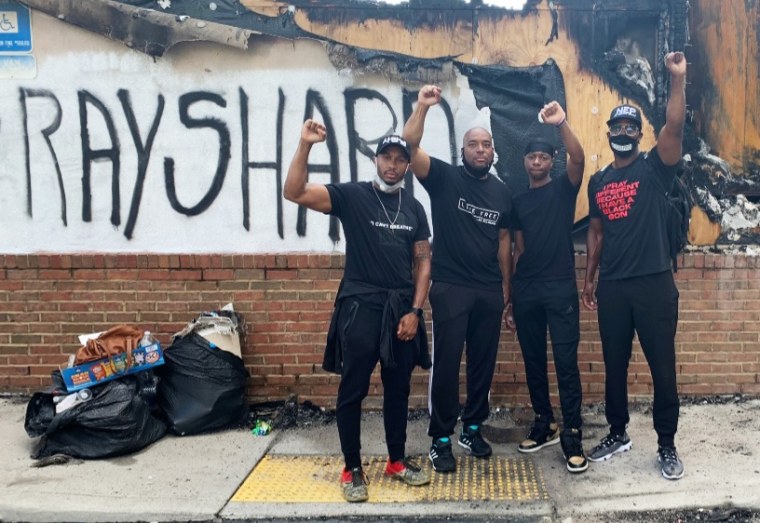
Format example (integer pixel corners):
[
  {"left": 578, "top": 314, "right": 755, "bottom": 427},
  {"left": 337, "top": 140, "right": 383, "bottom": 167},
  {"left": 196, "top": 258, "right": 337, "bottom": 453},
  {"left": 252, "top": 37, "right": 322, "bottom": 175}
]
[{"left": 61, "top": 342, "right": 165, "bottom": 392}]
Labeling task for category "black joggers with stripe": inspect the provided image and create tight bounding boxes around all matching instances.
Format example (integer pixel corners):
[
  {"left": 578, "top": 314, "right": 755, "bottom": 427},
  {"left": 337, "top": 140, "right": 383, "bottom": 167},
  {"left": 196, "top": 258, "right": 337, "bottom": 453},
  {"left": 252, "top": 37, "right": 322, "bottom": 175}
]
[{"left": 427, "top": 281, "right": 505, "bottom": 439}]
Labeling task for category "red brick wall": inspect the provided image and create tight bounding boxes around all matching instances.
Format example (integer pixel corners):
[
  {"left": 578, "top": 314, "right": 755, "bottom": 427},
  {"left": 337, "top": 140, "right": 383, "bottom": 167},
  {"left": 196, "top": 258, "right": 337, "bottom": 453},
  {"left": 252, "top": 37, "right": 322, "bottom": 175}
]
[{"left": 1, "top": 253, "right": 758, "bottom": 406}]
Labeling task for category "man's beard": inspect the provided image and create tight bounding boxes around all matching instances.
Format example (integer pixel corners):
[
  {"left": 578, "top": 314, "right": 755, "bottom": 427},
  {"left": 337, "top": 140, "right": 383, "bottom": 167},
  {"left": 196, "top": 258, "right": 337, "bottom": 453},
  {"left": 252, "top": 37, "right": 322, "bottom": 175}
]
[{"left": 462, "top": 157, "right": 493, "bottom": 178}]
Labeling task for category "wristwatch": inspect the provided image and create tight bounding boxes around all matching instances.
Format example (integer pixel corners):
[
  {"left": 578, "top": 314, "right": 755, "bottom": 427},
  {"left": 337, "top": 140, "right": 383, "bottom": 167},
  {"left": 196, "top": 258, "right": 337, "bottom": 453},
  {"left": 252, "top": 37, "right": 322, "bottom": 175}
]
[{"left": 410, "top": 307, "right": 423, "bottom": 318}]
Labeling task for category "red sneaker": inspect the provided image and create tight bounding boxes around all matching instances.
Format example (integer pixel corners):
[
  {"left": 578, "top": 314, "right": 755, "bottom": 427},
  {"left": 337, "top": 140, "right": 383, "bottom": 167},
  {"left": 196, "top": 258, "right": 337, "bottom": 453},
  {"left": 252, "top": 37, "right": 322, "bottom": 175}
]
[{"left": 384, "top": 458, "right": 430, "bottom": 486}]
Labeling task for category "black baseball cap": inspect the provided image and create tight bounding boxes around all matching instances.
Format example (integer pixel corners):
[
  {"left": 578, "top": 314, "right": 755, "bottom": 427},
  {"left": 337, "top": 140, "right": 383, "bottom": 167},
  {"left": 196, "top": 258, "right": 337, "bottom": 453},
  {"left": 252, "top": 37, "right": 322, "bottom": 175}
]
[
  {"left": 375, "top": 135, "right": 411, "bottom": 161},
  {"left": 606, "top": 104, "right": 643, "bottom": 127}
]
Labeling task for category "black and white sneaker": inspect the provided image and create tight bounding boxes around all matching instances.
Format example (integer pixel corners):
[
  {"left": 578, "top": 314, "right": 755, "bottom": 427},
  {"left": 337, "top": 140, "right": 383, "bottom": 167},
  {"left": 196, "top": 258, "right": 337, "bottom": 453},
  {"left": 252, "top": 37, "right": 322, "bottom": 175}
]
[
  {"left": 587, "top": 432, "right": 632, "bottom": 462},
  {"left": 458, "top": 424, "right": 492, "bottom": 458},
  {"left": 518, "top": 415, "right": 560, "bottom": 454},
  {"left": 658, "top": 446, "right": 684, "bottom": 480},
  {"left": 429, "top": 437, "right": 456, "bottom": 472},
  {"left": 560, "top": 428, "right": 589, "bottom": 474}
]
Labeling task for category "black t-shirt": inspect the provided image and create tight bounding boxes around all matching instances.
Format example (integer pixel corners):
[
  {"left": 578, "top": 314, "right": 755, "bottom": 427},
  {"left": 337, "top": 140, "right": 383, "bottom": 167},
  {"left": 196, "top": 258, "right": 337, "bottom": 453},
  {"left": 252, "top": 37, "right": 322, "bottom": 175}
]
[
  {"left": 326, "top": 181, "right": 430, "bottom": 289},
  {"left": 588, "top": 148, "right": 678, "bottom": 280},
  {"left": 512, "top": 174, "right": 579, "bottom": 282},
  {"left": 420, "top": 158, "right": 511, "bottom": 289}
]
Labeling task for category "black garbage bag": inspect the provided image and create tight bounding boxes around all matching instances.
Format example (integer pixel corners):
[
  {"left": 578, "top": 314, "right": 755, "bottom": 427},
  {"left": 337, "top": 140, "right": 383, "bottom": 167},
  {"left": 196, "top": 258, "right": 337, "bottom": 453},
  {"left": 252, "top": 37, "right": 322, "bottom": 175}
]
[
  {"left": 24, "top": 372, "right": 167, "bottom": 459},
  {"left": 157, "top": 332, "right": 249, "bottom": 435}
]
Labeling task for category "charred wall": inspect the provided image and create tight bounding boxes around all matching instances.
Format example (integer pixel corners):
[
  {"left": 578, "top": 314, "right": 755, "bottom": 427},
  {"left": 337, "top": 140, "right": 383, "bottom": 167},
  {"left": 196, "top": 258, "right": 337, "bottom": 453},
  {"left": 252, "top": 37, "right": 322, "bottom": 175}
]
[{"left": 18, "top": 0, "right": 760, "bottom": 244}]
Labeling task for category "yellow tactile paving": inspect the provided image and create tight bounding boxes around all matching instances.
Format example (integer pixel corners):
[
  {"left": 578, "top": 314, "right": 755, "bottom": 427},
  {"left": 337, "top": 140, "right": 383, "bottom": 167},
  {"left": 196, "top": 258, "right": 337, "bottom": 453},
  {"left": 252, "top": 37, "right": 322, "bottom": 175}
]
[{"left": 232, "top": 455, "right": 549, "bottom": 503}]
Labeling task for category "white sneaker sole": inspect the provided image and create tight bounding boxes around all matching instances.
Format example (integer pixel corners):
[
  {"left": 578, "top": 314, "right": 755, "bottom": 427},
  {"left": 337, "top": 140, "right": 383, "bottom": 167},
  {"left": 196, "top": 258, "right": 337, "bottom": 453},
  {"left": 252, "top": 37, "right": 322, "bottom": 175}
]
[
  {"left": 565, "top": 459, "right": 589, "bottom": 474},
  {"left": 587, "top": 440, "right": 632, "bottom": 462},
  {"left": 517, "top": 433, "right": 561, "bottom": 454},
  {"left": 658, "top": 457, "right": 685, "bottom": 480}
]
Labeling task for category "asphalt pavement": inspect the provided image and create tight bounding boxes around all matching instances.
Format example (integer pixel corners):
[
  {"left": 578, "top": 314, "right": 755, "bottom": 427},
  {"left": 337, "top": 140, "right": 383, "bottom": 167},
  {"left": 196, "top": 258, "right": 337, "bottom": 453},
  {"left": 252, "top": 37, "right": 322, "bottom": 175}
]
[{"left": 1, "top": 394, "right": 759, "bottom": 522}]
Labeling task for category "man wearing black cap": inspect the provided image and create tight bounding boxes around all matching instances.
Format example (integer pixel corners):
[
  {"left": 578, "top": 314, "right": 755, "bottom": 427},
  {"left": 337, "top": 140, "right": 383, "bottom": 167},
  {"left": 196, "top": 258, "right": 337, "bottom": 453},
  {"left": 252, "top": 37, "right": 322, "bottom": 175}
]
[
  {"left": 403, "top": 86, "right": 512, "bottom": 473},
  {"left": 284, "top": 119, "right": 433, "bottom": 501},
  {"left": 508, "top": 101, "right": 587, "bottom": 474},
  {"left": 582, "top": 52, "right": 688, "bottom": 480}
]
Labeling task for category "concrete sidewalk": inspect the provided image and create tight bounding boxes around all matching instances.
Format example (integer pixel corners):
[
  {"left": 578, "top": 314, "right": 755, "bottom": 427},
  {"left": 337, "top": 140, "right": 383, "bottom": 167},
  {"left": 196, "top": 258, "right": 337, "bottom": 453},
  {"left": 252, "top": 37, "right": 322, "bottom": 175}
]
[{"left": 1, "top": 395, "right": 759, "bottom": 522}]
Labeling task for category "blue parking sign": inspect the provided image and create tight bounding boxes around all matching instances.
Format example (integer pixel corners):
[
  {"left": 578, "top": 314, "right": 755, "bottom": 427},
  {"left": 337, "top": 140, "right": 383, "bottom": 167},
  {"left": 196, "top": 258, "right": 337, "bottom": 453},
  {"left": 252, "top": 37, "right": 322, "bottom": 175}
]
[{"left": 0, "top": 1, "right": 32, "bottom": 53}]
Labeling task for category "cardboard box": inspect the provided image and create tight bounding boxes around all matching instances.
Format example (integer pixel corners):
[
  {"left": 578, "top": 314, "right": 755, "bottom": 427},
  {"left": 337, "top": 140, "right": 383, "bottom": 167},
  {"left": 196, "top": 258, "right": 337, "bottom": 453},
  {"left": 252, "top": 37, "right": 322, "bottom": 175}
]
[
  {"left": 61, "top": 342, "right": 164, "bottom": 392},
  {"left": 197, "top": 327, "right": 242, "bottom": 359}
]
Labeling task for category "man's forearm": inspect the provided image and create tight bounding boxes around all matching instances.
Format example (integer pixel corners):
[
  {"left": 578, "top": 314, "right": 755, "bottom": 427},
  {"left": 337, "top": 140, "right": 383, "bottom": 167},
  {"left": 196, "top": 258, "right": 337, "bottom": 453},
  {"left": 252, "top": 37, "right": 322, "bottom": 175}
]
[
  {"left": 498, "top": 235, "right": 512, "bottom": 303},
  {"left": 412, "top": 241, "right": 432, "bottom": 309},
  {"left": 412, "top": 262, "right": 431, "bottom": 310},
  {"left": 666, "top": 74, "right": 686, "bottom": 132},
  {"left": 403, "top": 103, "right": 429, "bottom": 148},
  {"left": 560, "top": 121, "right": 584, "bottom": 165},
  {"left": 283, "top": 140, "right": 312, "bottom": 201},
  {"left": 585, "top": 232, "right": 601, "bottom": 285}
]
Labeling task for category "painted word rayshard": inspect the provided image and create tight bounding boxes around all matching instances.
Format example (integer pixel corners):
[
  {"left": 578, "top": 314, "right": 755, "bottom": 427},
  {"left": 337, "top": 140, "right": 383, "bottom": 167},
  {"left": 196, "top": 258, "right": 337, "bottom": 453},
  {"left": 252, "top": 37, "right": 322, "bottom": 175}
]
[{"left": 0, "top": 39, "right": 560, "bottom": 253}]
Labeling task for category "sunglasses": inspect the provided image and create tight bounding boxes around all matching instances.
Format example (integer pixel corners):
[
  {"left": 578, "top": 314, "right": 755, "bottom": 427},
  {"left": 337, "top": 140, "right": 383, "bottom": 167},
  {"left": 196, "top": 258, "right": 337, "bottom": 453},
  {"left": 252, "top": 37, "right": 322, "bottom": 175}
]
[{"left": 608, "top": 123, "right": 640, "bottom": 137}]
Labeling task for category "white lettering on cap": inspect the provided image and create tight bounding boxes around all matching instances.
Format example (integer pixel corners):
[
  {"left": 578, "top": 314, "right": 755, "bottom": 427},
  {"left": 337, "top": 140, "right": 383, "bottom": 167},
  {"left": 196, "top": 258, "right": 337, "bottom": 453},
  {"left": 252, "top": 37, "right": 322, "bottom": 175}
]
[
  {"left": 614, "top": 106, "right": 638, "bottom": 118},
  {"left": 383, "top": 136, "right": 407, "bottom": 147}
]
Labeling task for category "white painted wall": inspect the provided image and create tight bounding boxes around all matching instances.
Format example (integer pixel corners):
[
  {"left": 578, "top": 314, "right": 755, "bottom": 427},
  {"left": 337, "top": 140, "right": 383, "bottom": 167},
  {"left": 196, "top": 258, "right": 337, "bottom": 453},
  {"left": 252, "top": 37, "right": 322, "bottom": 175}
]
[{"left": 0, "top": 12, "right": 493, "bottom": 253}]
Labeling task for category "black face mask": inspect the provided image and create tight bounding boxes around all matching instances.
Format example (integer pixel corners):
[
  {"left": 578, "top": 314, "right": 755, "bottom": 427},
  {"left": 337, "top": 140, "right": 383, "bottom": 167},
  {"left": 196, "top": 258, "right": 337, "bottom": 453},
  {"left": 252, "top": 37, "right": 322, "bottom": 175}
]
[
  {"left": 461, "top": 156, "right": 493, "bottom": 179},
  {"left": 608, "top": 135, "right": 638, "bottom": 158}
]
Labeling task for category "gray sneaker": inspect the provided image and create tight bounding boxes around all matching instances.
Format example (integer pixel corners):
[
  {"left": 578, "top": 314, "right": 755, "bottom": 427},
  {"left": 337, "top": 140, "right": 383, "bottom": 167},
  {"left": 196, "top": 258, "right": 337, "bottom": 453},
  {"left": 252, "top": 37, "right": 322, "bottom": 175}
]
[
  {"left": 658, "top": 446, "right": 684, "bottom": 480},
  {"left": 587, "top": 432, "right": 632, "bottom": 462},
  {"left": 341, "top": 467, "right": 369, "bottom": 502}
]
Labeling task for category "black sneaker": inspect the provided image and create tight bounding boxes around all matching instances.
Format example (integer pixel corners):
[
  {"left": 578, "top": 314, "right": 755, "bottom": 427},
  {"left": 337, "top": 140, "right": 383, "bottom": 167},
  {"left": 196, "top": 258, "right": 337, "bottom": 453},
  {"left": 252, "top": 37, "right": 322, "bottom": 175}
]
[
  {"left": 518, "top": 415, "right": 560, "bottom": 454},
  {"left": 587, "top": 432, "right": 632, "bottom": 462},
  {"left": 658, "top": 446, "right": 684, "bottom": 480},
  {"left": 458, "top": 424, "right": 493, "bottom": 458},
  {"left": 429, "top": 437, "right": 456, "bottom": 472},
  {"left": 560, "top": 428, "right": 589, "bottom": 474}
]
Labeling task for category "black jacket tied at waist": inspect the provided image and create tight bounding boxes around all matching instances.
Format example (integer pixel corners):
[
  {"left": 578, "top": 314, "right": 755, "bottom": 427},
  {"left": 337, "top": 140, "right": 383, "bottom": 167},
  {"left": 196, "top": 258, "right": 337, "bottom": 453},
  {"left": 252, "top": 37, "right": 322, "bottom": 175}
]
[{"left": 323, "top": 279, "right": 431, "bottom": 374}]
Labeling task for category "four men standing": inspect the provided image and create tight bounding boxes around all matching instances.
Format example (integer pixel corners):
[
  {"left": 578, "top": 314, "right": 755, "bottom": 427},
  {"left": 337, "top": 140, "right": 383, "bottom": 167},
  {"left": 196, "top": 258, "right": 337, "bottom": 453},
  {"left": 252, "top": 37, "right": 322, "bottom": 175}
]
[{"left": 284, "top": 51, "right": 689, "bottom": 500}]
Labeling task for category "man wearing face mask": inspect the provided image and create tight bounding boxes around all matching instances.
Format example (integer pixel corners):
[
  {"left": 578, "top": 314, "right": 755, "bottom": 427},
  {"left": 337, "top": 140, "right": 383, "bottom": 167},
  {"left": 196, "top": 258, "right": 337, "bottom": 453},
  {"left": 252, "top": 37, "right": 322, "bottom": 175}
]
[
  {"left": 403, "top": 86, "right": 512, "bottom": 474},
  {"left": 285, "top": 120, "right": 433, "bottom": 502},
  {"left": 582, "top": 52, "right": 688, "bottom": 480}
]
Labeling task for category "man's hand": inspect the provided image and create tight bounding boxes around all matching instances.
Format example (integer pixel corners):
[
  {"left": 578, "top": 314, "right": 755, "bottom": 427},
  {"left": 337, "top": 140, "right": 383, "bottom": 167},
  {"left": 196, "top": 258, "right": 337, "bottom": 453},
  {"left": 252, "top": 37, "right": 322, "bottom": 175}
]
[
  {"left": 664, "top": 51, "right": 687, "bottom": 77},
  {"left": 538, "top": 101, "right": 566, "bottom": 126},
  {"left": 301, "top": 119, "right": 327, "bottom": 144},
  {"left": 397, "top": 312, "right": 419, "bottom": 342},
  {"left": 504, "top": 302, "right": 516, "bottom": 332},
  {"left": 581, "top": 282, "right": 597, "bottom": 311},
  {"left": 417, "top": 85, "right": 442, "bottom": 107}
]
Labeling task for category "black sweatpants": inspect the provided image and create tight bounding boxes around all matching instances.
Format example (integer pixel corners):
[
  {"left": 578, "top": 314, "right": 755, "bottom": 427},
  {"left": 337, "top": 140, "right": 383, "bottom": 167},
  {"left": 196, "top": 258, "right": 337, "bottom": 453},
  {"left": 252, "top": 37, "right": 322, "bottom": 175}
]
[
  {"left": 335, "top": 298, "right": 417, "bottom": 469},
  {"left": 596, "top": 270, "right": 679, "bottom": 447},
  {"left": 512, "top": 278, "right": 582, "bottom": 430},
  {"left": 427, "top": 281, "right": 505, "bottom": 439}
]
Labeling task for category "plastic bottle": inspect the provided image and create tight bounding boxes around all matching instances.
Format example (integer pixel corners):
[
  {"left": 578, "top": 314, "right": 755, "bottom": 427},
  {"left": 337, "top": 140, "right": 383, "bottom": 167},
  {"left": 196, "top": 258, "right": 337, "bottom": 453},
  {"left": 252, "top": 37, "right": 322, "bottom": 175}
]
[
  {"left": 54, "top": 388, "right": 92, "bottom": 414},
  {"left": 139, "top": 331, "right": 155, "bottom": 348}
]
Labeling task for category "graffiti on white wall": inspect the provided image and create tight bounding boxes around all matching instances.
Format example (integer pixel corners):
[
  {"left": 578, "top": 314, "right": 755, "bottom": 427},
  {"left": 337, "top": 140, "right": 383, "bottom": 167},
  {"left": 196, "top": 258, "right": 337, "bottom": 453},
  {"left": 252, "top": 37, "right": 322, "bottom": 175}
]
[{"left": 0, "top": 37, "right": 505, "bottom": 253}]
